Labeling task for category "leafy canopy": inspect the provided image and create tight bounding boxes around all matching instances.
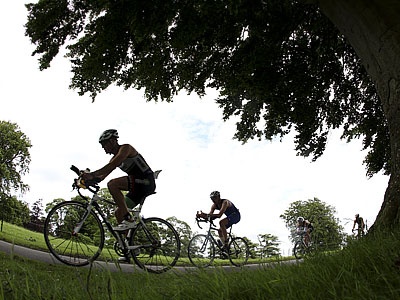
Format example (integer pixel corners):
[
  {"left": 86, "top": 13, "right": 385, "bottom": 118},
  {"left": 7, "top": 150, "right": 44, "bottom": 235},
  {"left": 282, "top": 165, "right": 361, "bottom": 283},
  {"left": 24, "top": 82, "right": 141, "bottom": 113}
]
[
  {"left": 280, "top": 197, "right": 345, "bottom": 246},
  {"left": 25, "top": 0, "right": 388, "bottom": 176},
  {"left": 0, "top": 121, "right": 31, "bottom": 196}
]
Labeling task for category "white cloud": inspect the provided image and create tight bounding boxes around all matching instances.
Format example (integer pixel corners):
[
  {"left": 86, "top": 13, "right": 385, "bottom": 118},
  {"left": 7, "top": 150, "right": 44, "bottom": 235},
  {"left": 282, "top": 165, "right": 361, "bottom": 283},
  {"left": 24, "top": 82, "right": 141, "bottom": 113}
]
[{"left": 1, "top": 1, "right": 389, "bottom": 256}]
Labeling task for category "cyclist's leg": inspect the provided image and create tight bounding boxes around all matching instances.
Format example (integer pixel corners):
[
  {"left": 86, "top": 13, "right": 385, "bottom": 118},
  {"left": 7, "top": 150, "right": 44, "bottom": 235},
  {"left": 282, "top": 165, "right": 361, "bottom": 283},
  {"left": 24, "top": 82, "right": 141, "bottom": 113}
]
[
  {"left": 108, "top": 176, "right": 130, "bottom": 223},
  {"left": 223, "top": 212, "right": 240, "bottom": 247},
  {"left": 218, "top": 218, "right": 229, "bottom": 247}
]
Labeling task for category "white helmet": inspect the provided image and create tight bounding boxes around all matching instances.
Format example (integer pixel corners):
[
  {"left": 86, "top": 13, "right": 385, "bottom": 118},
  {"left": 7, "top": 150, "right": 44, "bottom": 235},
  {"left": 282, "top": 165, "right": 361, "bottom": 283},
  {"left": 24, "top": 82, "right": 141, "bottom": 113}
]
[
  {"left": 297, "top": 217, "right": 305, "bottom": 223},
  {"left": 99, "top": 129, "right": 119, "bottom": 143}
]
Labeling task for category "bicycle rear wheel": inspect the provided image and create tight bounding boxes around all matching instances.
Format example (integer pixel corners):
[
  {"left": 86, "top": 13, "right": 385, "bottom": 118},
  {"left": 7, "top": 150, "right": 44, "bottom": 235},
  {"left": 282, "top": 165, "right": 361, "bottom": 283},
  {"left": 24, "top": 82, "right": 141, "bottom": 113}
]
[
  {"left": 44, "top": 201, "right": 104, "bottom": 266},
  {"left": 188, "top": 234, "right": 215, "bottom": 268},
  {"left": 129, "top": 217, "right": 180, "bottom": 274},
  {"left": 228, "top": 237, "right": 249, "bottom": 267},
  {"left": 293, "top": 240, "right": 306, "bottom": 259}
]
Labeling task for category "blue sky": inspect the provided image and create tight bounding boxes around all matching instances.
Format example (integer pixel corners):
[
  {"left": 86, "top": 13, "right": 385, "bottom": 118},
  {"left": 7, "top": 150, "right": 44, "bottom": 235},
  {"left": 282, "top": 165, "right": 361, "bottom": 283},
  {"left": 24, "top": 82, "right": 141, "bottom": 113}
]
[{"left": 1, "top": 1, "right": 389, "bottom": 255}]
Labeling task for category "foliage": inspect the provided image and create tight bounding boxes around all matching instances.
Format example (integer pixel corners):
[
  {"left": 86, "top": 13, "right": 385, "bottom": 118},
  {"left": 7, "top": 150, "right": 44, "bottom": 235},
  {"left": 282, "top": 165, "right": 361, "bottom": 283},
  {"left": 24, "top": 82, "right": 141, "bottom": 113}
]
[
  {"left": 257, "top": 233, "right": 280, "bottom": 257},
  {"left": 24, "top": 0, "right": 388, "bottom": 176},
  {"left": 30, "top": 198, "right": 44, "bottom": 222},
  {"left": 25, "top": 198, "right": 45, "bottom": 232},
  {"left": 0, "top": 121, "right": 31, "bottom": 196},
  {"left": 0, "top": 196, "right": 30, "bottom": 227},
  {"left": 280, "top": 197, "right": 344, "bottom": 247},
  {"left": 166, "top": 216, "right": 192, "bottom": 257},
  {"left": 44, "top": 198, "right": 67, "bottom": 213}
]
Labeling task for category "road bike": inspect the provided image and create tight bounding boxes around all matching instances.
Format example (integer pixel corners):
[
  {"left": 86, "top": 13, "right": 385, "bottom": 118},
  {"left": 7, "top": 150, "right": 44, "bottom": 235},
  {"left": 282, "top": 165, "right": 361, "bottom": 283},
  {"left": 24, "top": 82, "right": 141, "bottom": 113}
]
[
  {"left": 187, "top": 217, "right": 249, "bottom": 268},
  {"left": 293, "top": 231, "right": 309, "bottom": 259},
  {"left": 293, "top": 227, "right": 343, "bottom": 259},
  {"left": 43, "top": 165, "right": 181, "bottom": 274}
]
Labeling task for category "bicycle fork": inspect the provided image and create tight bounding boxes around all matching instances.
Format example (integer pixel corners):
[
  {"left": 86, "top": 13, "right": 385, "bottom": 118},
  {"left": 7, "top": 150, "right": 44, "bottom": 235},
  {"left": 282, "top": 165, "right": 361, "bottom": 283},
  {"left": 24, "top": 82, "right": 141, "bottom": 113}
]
[{"left": 72, "top": 203, "right": 94, "bottom": 236}]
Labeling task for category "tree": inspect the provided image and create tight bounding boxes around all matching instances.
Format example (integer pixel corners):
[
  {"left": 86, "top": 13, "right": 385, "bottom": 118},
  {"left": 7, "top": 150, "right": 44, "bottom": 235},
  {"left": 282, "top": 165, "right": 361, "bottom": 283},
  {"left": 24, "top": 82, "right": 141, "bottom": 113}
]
[
  {"left": 280, "top": 197, "right": 344, "bottom": 247},
  {"left": 24, "top": 1, "right": 400, "bottom": 229},
  {"left": 0, "top": 121, "right": 31, "bottom": 196},
  {"left": 0, "top": 121, "right": 31, "bottom": 230},
  {"left": 30, "top": 199, "right": 44, "bottom": 222},
  {"left": 257, "top": 233, "right": 280, "bottom": 258},
  {"left": 27, "top": 198, "right": 45, "bottom": 232},
  {"left": 166, "top": 216, "right": 192, "bottom": 257},
  {"left": 0, "top": 196, "right": 30, "bottom": 227}
]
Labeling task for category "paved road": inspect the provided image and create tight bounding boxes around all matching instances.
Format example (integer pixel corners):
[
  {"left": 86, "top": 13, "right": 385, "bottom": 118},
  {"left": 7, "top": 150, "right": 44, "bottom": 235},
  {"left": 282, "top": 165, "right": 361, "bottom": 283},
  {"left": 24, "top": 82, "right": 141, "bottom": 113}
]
[
  {"left": 0, "top": 240, "right": 147, "bottom": 273},
  {"left": 0, "top": 240, "right": 297, "bottom": 273}
]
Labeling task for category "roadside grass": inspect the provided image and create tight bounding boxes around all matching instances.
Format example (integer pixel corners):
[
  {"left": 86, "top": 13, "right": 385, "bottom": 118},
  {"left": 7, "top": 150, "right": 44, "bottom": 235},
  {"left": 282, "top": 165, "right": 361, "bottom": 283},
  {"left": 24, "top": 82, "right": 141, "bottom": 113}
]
[{"left": 1, "top": 222, "right": 400, "bottom": 299}]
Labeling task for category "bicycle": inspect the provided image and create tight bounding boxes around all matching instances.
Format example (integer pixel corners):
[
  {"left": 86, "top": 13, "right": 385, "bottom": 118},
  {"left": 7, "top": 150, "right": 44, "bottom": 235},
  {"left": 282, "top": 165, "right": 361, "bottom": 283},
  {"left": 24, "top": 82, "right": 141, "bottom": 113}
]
[
  {"left": 187, "top": 217, "right": 249, "bottom": 268},
  {"left": 43, "top": 165, "right": 181, "bottom": 274},
  {"left": 352, "top": 228, "right": 366, "bottom": 239},
  {"left": 293, "top": 227, "right": 343, "bottom": 259},
  {"left": 293, "top": 231, "right": 309, "bottom": 259}
]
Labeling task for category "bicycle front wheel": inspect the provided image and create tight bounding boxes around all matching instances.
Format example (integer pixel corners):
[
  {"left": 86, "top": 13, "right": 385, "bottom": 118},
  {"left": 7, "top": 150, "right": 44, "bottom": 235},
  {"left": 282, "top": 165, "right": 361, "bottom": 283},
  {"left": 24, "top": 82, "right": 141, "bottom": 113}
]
[
  {"left": 129, "top": 217, "right": 180, "bottom": 274},
  {"left": 228, "top": 237, "right": 249, "bottom": 267},
  {"left": 293, "top": 240, "right": 306, "bottom": 259},
  {"left": 44, "top": 201, "right": 104, "bottom": 266},
  {"left": 188, "top": 234, "right": 215, "bottom": 268}
]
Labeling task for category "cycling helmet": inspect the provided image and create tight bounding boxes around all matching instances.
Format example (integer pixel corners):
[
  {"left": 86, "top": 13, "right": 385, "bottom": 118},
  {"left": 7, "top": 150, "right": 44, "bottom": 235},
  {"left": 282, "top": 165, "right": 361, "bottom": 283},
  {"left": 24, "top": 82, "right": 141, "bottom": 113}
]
[
  {"left": 99, "top": 129, "right": 119, "bottom": 143},
  {"left": 210, "top": 191, "right": 220, "bottom": 199},
  {"left": 297, "top": 217, "right": 304, "bottom": 223}
]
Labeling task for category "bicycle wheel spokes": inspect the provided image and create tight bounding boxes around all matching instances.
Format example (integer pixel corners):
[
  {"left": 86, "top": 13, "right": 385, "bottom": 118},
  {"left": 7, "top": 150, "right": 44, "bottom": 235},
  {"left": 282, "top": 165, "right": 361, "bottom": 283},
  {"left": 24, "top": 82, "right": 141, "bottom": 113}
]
[
  {"left": 228, "top": 237, "right": 249, "bottom": 267},
  {"left": 188, "top": 234, "right": 215, "bottom": 268},
  {"left": 130, "top": 217, "right": 180, "bottom": 274},
  {"left": 44, "top": 201, "right": 104, "bottom": 266}
]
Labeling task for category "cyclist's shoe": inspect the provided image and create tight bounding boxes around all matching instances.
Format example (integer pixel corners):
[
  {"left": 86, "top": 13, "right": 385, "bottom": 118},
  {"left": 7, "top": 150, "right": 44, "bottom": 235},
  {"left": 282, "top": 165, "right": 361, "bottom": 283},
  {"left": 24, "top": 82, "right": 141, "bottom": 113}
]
[
  {"left": 118, "top": 256, "right": 130, "bottom": 263},
  {"left": 221, "top": 250, "right": 230, "bottom": 259},
  {"left": 113, "top": 220, "right": 136, "bottom": 231}
]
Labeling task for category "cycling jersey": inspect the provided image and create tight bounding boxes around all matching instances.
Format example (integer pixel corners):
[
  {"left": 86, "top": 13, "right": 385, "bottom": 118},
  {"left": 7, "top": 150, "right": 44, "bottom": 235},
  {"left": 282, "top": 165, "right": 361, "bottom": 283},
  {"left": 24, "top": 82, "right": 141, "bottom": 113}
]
[
  {"left": 218, "top": 199, "right": 241, "bottom": 228},
  {"left": 119, "top": 153, "right": 153, "bottom": 177},
  {"left": 119, "top": 153, "right": 155, "bottom": 207}
]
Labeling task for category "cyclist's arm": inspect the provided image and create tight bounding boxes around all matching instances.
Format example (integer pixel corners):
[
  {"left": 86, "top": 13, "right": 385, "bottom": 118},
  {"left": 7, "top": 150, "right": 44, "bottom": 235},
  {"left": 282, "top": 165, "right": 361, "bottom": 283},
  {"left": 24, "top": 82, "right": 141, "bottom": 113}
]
[
  {"left": 210, "top": 200, "right": 229, "bottom": 218},
  {"left": 92, "top": 144, "right": 137, "bottom": 180}
]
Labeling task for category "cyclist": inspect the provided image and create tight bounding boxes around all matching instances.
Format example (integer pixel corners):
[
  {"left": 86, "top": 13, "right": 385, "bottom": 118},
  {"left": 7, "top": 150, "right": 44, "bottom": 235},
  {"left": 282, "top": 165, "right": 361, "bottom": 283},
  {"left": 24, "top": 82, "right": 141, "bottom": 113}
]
[
  {"left": 296, "top": 216, "right": 313, "bottom": 246},
  {"left": 196, "top": 191, "right": 241, "bottom": 251},
  {"left": 82, "top": 129, "right": 156, "bottom": 231},
  {"left": 352, "top": 213, "right": 365, "bottom": 238}
]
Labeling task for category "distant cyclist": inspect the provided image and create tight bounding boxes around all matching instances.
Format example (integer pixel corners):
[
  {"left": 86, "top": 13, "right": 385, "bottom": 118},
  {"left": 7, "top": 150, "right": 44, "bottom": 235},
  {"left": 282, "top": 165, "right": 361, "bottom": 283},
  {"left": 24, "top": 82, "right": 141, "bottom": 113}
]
[
  {"left": 82, "top": 129, "right": 156, "bottom": 231},
  {"left": 296, "top": 217, "right": 313, "bottom": 246},
  {"left": 196, "top": 191, "right": 241, "bottom": 251},
  {"left": 352, "top": 214, "right": 365, "bottom": 238}
]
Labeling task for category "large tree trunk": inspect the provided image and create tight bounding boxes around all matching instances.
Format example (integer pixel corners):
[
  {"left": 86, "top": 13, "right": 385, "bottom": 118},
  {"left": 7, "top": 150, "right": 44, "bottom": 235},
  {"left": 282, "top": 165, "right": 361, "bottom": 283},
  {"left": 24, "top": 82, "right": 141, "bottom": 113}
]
[{"left": 317, "top": 0, "right": 400, "bottom": 229}]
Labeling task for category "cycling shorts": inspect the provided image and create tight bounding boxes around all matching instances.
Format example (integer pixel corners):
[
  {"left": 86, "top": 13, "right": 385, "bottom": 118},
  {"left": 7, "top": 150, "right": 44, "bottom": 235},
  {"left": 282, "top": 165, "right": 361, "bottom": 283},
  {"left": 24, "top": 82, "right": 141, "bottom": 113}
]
[
  {"left": 125, "top": 174, "right": 156, "bottom": 208},
  {"left": 226, "top": 211, "right": 241, "bottom": 228}
]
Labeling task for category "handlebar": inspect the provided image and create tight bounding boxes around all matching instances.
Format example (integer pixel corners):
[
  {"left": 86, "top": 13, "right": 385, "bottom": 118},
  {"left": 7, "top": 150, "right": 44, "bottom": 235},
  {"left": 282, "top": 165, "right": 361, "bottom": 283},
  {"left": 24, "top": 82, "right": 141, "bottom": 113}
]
[
  {"left": 71, "top": 165, "right": 100, "bottom": 194},
  {"left": 195, "top": 216, "right": 216, "bottom": 229}
]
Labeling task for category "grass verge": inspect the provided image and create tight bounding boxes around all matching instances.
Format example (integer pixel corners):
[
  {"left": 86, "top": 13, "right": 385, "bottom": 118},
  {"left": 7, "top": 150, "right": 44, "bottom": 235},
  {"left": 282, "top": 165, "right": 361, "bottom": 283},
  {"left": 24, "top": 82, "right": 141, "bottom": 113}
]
[{"left": 1, "top": 223, "right": 400, "bottom": 299}]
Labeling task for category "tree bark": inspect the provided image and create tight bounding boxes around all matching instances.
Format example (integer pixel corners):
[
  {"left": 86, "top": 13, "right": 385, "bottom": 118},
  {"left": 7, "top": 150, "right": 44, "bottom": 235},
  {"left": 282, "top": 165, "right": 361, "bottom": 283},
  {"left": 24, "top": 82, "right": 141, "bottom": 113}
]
[{"left": 317, "top": 0, "right": 400, "bottom": 229}]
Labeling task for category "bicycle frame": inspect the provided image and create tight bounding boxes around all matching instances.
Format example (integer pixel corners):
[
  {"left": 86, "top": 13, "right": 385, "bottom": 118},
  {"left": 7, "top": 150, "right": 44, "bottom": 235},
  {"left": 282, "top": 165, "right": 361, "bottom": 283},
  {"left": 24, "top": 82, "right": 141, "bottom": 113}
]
[
  {"left": 74, "top": 188, "right": 153, "bottom": 255},
  {"left": 198, "top": 218, "right": 234, "bottom": 251}
]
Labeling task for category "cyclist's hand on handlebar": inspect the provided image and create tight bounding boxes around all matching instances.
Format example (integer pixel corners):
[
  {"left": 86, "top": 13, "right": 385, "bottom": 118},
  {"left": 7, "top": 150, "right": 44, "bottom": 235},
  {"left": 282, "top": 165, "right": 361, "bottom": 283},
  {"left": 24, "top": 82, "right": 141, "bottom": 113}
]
[
  {"left": 196, "top": 211, "right": 206, "bottom": 219},
  {"left": 81, "top": 172, "right": 101, "bottom": 184}
]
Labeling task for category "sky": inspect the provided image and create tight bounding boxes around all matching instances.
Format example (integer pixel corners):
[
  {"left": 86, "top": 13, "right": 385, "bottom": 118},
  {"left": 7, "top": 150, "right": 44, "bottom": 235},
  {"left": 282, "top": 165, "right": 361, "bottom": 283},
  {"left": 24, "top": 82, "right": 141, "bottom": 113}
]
[{"left": 1, "top": 1, "right": 389, "bottom": 255}]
